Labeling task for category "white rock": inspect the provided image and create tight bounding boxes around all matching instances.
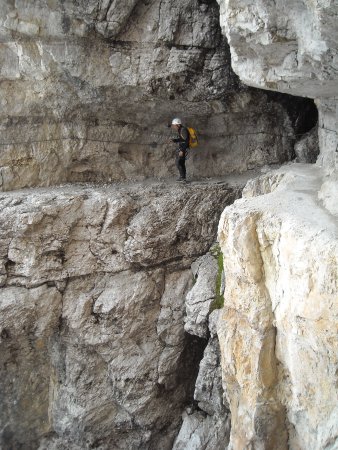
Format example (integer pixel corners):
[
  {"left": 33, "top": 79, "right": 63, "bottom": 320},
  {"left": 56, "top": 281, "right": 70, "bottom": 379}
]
[
  {"left": 173, "top": 410, "right": 230, "bottom": 450},
  {"left": 17, "top": 20, "right": 39, "bottom": 35},
  {"left": 217, "top": 0, "right": 338, "bottom": 174},
  {"left": 216, "top": 0, "right": 338, "bottom": 99},
  {"left": 184, "top": 253, "right": 219, "bottom": 338},
  {"left": 218, "top": 164, "right": 338, "bottom": 450},
  {"left": 194, "top": 337, "right": 226, "bottom": 416}
]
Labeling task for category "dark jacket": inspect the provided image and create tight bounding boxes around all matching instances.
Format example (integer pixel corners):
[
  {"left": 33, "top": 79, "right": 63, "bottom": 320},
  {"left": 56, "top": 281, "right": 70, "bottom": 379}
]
[{"left": 172, "top": 126, "right": 189, "bottom": 155}]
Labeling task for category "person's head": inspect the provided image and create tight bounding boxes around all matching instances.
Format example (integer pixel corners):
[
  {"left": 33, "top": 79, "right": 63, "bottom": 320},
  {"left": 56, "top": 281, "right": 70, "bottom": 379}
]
[{"left": 171, "top": 117, "right": 182, "bottom": 130}]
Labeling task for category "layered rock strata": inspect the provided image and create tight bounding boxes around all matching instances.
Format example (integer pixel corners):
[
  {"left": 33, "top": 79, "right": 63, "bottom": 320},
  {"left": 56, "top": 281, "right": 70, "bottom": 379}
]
[
  {"left": 1, "top": 1, "right": 335, "bottom": 449},
  {"left": 218, "top": 164, "right": 338, "bottom": 449},
  {"left": 0, "top": 180, "right": 240, "bottom": 449},
  {"left": 0, "top": 0, "right": 313, "bottom": 190}
]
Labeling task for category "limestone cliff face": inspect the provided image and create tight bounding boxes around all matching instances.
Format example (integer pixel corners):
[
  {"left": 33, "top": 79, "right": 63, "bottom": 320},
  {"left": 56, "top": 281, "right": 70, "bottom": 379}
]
[
  {"left": 1, "top": 0, "right": 336, "bottom": 449},
  {"left": 216, "top": 0, "right": 338, "bottom": 170},
  {"left": 216, "top": 0, "right": 338, "bottom": 448},
  {"left": 217, "top": 0, "right": 338, "bottom": 99},
  {"left": 218, "top": 166, "right": 338, "bottom": 450},
  {"left": 0, "top": 0, "right": 311, "bottom": 190},
  {"left": 0, "top": 181, "right": 240, "bottom": 449}
]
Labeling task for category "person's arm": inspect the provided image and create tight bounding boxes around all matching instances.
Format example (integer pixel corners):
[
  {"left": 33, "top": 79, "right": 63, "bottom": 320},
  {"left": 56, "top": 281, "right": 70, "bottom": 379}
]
[
  {"left": 172, "top": 127, "right": 189, "bottom": 144},
  {"left": 180, "top": 127, "right": 189, "bottom": 146}
]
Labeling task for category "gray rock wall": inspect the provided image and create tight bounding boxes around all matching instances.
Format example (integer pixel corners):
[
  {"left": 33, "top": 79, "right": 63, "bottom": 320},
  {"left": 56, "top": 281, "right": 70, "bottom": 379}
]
[
  {"left": 0, "top": 0, "right": 310, "bottom": 190},
  {"left": 1, "top": 1, "right": 335, "bottom": 449},
  {"left": 174, "top": 253, "right": 230, "bottom": 450},
  {"left": 0, "top": 181, "right": 240, "bottom": 449}
]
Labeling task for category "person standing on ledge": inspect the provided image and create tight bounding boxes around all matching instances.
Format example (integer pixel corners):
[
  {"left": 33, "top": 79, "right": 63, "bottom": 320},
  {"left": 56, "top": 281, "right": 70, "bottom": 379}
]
[{"left": 171, "top": 117, "right": 189, "bottom": 182}]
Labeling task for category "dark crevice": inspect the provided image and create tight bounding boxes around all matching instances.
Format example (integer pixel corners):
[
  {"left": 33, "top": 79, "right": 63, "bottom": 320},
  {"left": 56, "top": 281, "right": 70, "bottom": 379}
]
[
  {"left": 150, "top": 332, "right": 208, "bottom": 449},
  {"left": 4, "top": 258, "right": 16, "bottom": 276},
  {"left": 176, "top": 332, "right": 208, "bottom": 411},
  {"left": 265, "top": 91, "right": 319, "bottom": 137}
]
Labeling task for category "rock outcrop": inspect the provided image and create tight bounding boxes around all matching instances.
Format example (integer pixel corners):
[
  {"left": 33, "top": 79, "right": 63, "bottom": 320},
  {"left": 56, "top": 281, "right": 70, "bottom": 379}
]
[
  {"left": 0, "top": 180, "right": 240, "bottom": 449},
  {"left": 2, "top": 0, "right": 337, "bottom": 449},
  {"left": 215, "top": 1, "right": 338, "bottom": 449},
  {"left": 218, "top": 165, "right": 338, "bottom": 449},
  {"left": 294, "top": 125, "right": 319, "bottom": 163},
  {"left": 216, "top": 0, "right": 338, "bottom": 99},
  {"left": 174, "top": 252, "right": 230, "bottom": 450},
  {"left": 216, "top": 0, "right": 338, "bottom": 172},
  {"left": 0, "top": 0, "right": 313, "bottom": 191},
  {"left": 184, "top": 253, "right": 219, "bottom": 338}
]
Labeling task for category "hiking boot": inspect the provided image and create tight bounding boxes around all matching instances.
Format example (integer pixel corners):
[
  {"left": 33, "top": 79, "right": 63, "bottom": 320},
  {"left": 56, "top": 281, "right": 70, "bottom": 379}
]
[{"left": 176, "top": 177, "right": 186, "bottom": 182}]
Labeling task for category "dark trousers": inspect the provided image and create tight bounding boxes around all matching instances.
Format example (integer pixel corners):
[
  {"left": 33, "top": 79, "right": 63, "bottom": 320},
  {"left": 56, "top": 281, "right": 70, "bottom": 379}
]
[{"left": 176, "top": 156, "right": 186, "bottom": 179}]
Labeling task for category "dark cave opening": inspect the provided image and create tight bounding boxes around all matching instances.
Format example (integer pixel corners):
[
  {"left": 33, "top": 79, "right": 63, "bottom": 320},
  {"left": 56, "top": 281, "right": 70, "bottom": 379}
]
[
  {"left": 266, "top": 91, "right": 319, "bottom": 137},
  {"left": 176, "top": 332, "right": 209, "bottom": 404}
]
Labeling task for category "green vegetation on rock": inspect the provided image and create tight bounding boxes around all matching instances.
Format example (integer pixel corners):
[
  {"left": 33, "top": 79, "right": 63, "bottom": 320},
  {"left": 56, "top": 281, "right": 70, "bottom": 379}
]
[{"left": 209, "top": 243, "right": 224, "bottom": 312}]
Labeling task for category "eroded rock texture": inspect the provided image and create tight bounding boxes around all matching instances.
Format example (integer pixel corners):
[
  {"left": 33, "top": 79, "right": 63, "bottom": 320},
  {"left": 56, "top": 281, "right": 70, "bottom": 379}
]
[
  {"left": 217, "top": 0, "right": 338, "bottom": 98},
  {"left": 217, "top": 0, "right": 338, "bottom": 171},
  {"left": 0, "top": 181, "right": 240, "bottom": 449},
  {"left": 218, "top": 165, "right": 338, "bottom": 450},
  {"left": 0, "top": 0, "right": 311, "bottom": 191},
  {"left": 184, "top": 253, "right": 219, "bottom": 338},
  {"left": 215, "top": 2, "right": 338, "bottom": 448},
  {"left": 1, "top": 0, "right": 336, "bottom": 449},
  {"left": 294, "top": 125, "right": 319, "bottom": 163},
  {"left": 174, "top": 254, "right": 230, "bottom": 450}
]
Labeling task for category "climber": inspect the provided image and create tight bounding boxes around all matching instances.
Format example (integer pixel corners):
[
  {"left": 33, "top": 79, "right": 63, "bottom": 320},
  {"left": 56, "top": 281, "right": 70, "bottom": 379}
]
[{"left": 170, "top": 117, "right": 189, "bottom": 182}]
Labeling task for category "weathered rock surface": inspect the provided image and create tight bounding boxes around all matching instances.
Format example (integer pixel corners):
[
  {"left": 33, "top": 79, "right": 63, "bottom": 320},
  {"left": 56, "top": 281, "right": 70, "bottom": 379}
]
[
  {"left": 0, "top": 179, "right": 240, "bottom": 449},
  {"left": 294, "top": 125, "right": 320, "bottom": 163},
  {"left": 316, "top": 98, "right": 338, "bottom": 171},
  {"left": 0, "top": 285, "right": 62, "bottom": 446},
  {"left": 217, "top": 0, "right": 337, "bottom": 174},
  {"left": 217, "top": 0, "right": 338, "bottom": 99},
  {"left": 1, "top": 1, "right": 336, "bottom": 450},
  {"left": 174, "top": 261, "right": 230, "bottom": 450},
  {"left": 193, "top": 311, "right": 228, "bottom": 417},
  {"left": 173, "top": 409, "right": 230, "bottom": 450},
  {"left": 0, "top": 0, "right": 312, "bottom": 191},
  {"left": 218, "top": 165, "right": 338, "bottom": 450},
  {"left": 215, "top": 4, "right": 338, "bottom": 447},
  {"left": 184, "top": 253, "right": 219, "bottom": 338}
]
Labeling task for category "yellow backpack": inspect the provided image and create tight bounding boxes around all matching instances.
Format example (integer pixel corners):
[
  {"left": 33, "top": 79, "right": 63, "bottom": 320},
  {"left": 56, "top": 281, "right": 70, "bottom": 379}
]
[{"left": 187, "top": 127, "right": 198, "bottom": 148}]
